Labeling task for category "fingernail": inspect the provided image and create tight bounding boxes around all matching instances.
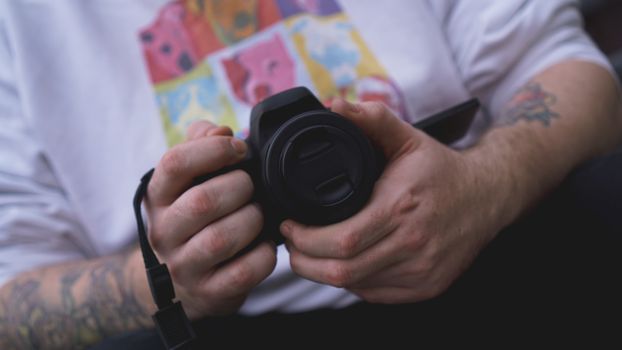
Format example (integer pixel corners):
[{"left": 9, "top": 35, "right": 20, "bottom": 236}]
[
  {"left": 230, "top": 137, "right": 247, "bottom": 154},
  {"left": 205, "top": 127, "right": 219, "bottom": 136}
]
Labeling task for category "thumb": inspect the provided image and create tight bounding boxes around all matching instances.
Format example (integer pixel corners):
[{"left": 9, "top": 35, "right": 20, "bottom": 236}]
[{"left": 330, "top": 98, "right": 422, "bottom": 159}]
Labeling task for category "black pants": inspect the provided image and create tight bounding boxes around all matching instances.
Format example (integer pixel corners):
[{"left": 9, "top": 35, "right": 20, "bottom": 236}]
[{"left": 92, "top": 149, "right": 622, "bottom": 348}]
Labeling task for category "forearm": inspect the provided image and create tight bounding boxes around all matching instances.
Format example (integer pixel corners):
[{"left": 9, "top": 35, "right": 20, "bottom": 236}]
[
  {"left": 464, "top": 60, "right": 622, "bottom": 228},
  {"left": 0, "top": 248, "right": 154, "bottom": 350}
]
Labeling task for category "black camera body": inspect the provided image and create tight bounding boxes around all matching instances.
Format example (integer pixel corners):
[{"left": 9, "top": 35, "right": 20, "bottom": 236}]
[
  {"left": 195, "top": 87, "right": 382, "bottom": 243},
  {"left": 193, "top": 86, "right": 479, "bottom": 244}
]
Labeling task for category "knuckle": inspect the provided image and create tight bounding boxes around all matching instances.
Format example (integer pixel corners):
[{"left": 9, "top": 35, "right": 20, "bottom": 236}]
[
  {"left": 228, "top": 263, "right": 255, "bottom": 291},
  {"left": 160, "top": 147, "right": 186, "bottom": 177},
  {"left": 325, "top": 262, "right": 353, "bottom": 288},
  {"left": 336, "top": 232, "right": 360, "bottom": 258},
  {"left": 402, "top": 221, "right": 430, "bottom": 253},
  {"left": 404, "top": 231, "right": 427, "bottom": 253},
  {"left": 201, "top": 225, "right": 231, "bottom": 256},
  {"left": 409, "top": 258, "right": 435, "bottom": 277},
  {"left": 393, "top": 188, "right": 417, "bottom": 215},
  {"left": 186, "top": 186, "right": 219, "bottom": 216}
]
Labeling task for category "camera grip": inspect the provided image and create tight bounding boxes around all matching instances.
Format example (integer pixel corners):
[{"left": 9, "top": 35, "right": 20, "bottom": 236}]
[{"left": 412, "top": 98, "right": 479, "bottom": 145}]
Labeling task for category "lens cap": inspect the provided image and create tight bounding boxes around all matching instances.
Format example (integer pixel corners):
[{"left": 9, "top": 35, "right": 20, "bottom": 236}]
[
  {"left": 281, "top": 125, "right": 360, "bottom": 206},
  {"left": 263, "top": 111, "right": 378, "bottom": 225}
]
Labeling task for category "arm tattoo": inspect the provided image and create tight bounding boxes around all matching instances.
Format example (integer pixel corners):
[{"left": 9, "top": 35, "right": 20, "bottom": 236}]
[
  {"left": 500, "top": 82, "right": 560, "bottom": 127},
  {"left": 0, "top": 253, "right": 152, "bottom": 350}
]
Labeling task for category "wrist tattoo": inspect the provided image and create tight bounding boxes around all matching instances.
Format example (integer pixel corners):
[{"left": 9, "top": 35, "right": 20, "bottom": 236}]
[
  {"left": 0, "top": 253, "right": 152, "bottom": 350},
  {"left": 500, "top": 82, "right": 559, "bottom": 127}
]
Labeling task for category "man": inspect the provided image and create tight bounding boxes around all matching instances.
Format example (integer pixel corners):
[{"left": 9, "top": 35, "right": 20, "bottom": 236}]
[{"left": 0, "top": 0, "right": 620, "bottom": 348}]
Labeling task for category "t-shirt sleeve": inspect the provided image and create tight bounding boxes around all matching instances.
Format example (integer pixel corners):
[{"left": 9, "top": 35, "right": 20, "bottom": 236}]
[
  {"left": 429, "top": 0, "right": 614, "bottom": 123},
  {"left": 0, "top": 18, "right": 90, "bottom": 286}
]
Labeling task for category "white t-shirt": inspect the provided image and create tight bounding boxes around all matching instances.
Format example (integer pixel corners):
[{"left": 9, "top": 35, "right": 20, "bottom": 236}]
[{"left": 0, "top": 0, "right": 611, "bottom": 315}]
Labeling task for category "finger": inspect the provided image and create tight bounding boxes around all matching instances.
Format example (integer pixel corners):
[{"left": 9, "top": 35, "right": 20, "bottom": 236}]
[
  {"left": 280, "top": 190, "right": 400, "bottom": 259},
  {"left": 331, "top": 98, "right": 422, "bottom": 159},
  {"left": 156, "top": 170, "right": 254, "bottom": 249},
  {"left": 186, "top": 120, "right": 217, "bottom": 140},
  {"left": 170, "top": 203, "right": 263, "bottom": 284},
  {"left": 347, "top": 259, "right": 428, "bottom": 290},
  {"left": 349, "top": 257, "right": 450, "bottom": 303},
  {"left": 286, "top": 236, "right": 401, "bottom": 288},
  {"left": 203, "top": 242, "right": 277, "bottom": 298},
  {"left": 348, "top": 286, "right": 426, "bottom": 304},
  {"left": 149, "top": 135, "right": 247, "bottom": 206}
]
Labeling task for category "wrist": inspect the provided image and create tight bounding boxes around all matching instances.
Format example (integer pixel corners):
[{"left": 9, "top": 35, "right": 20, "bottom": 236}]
[{"left": 461, "top": 142, "right": 525, "bottom": 233}]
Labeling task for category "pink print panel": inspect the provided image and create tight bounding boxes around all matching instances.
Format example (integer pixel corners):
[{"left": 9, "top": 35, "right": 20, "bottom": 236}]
[{"left": 222, "top": 34, "right": 296, "bottom": 106}]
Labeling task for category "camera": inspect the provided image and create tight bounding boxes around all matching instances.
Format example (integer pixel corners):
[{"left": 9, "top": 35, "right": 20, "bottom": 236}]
[{"left": 192, "top": 86, "right": 479, "bottom": 244}]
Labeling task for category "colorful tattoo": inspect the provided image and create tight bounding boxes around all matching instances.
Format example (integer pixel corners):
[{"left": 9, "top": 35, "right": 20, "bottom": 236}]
[
  {"left": 501, "top": 82, "right": 559, "bottom": 126},
  {"left": 0, "top": 253, "right": 152, "bottom": 350}
]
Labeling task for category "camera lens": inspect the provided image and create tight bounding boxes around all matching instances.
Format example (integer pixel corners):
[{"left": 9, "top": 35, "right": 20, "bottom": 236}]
[{"left": 263, "top": 111, "right": 378, "bottom": 225}]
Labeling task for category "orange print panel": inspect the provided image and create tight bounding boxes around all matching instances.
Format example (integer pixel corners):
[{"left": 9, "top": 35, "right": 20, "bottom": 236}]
[
  {"left": 191, "top": 0, "right": 281, "bottom": 46},
  {"left": 183, "top": 0, "right": 224, "bottom": 58}
]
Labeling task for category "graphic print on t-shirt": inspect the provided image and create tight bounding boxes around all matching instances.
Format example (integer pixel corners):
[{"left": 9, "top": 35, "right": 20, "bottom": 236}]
[{"left": 140, "top": 0, "right": 406, "bottom": 146}]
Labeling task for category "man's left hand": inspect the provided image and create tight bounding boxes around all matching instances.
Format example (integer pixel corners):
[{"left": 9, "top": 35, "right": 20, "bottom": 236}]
[{"left": 280, "top": 98, "right": 513, "bottom": 303}]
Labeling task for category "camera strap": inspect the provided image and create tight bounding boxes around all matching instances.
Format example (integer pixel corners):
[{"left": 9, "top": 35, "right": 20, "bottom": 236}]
[{"left": 133, "top": 168, "right": 196, "bottom": 350}]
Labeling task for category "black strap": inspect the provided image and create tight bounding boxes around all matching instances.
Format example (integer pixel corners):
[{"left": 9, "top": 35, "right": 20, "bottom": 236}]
[
  {"left": 133, "top": 169, "right": 158, "bottom": 269},
  {"left": 133, "top": 168, "right": 196, "bottom": 350}
]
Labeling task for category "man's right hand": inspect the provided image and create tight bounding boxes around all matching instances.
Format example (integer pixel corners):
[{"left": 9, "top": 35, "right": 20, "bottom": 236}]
[{"left": 144, "top": 121, "right": 277, "bottom": 319}]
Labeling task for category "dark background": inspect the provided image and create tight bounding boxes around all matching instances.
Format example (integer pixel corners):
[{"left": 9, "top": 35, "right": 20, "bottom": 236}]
[{"left": 582, "top": 0, "right": 622, "bottom": 79}]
